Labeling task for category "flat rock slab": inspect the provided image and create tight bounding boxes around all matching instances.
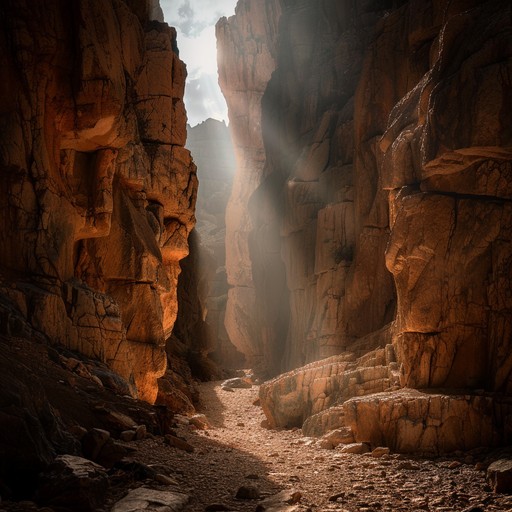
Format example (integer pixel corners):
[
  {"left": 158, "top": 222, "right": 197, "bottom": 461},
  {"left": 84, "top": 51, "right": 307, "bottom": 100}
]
[
  {"left": 256, "top": 489, "right": 302, "bottom": 511},
  {"left": 111, "top": 487, "right": 190, "bottom": 512}
]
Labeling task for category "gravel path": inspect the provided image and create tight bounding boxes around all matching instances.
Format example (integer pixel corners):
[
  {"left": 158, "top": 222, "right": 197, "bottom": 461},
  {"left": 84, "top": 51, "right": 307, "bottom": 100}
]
[{"left": 125, "top": 380, "right": 512, "bottom": 512}]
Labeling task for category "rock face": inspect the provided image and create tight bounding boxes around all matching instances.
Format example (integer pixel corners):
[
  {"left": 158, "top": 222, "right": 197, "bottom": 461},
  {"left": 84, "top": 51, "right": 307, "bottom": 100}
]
[
  {"left": 0, "top": 0, "right": 197, "bottom": 402},
  {"left": 217, "top": 0, "right": 283, "bottom": 372},
  {"left": 220, "top": 0, "right": 512, "bottom": 452}
]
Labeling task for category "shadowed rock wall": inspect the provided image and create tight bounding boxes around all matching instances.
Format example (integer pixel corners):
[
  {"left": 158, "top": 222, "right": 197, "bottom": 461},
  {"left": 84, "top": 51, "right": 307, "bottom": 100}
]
[
  {"left": 186, "top": 119, "right": 243, "bottom": 368},
  {"left": 219, "top": 0, "right": 512, "bottom": 452},
  {"left": 0, "top": 0, "right": 197, "bottom": 403}
]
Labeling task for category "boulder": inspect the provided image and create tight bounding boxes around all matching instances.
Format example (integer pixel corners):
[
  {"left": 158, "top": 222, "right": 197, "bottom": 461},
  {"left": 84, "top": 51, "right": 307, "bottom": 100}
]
[
  {"left": 111, "top": 487, "right": 189, "bottom": 512},
  {"left": 37, "top": 455, "right": 108, "bottom": 512},
  {"left": 487, "top": 460, "right": 512, "bottom": 494},
  {"left": 222, "top": 377, "right": 252, "bottom": 389}
]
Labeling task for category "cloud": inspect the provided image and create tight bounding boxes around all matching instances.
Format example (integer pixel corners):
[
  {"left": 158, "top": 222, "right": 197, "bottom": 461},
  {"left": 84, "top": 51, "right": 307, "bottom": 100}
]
[
  {"left": 178, "top": 0, "right": 193, "bottom": 19},
  {"left": 184, "top": 73, "right": 228, "bottom": 127},
  {"left": 163, "top": 0, "right": 236, "bottom": 32},
  {"left": 175, "top": 0, "right": 209, "bottom": 37},
  {"left": 160, "top": 0, "right": 238, "bottom": 124}
]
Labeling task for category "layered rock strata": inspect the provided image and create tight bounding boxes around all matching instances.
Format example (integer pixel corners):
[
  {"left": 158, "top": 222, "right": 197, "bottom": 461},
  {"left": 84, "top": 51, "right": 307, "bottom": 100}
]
[
  {"left": 0, "top": 0, "right": 197, "bottom": 402},
  {"left": 221, "top": 0, "right": 512, "bottom": 452}
]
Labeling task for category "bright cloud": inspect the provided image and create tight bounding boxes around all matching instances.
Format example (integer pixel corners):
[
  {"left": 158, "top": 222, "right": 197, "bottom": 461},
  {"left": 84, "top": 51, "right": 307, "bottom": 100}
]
[{"left": 160, "top": 0, "right": 237, "bottom": 126}]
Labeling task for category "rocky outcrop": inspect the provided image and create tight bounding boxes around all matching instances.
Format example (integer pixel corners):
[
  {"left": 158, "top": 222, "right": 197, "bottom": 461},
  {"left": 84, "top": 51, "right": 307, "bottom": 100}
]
[
  {"left": 221, "top": 0, "right": 512, "bottom": 453},
  {"left": 0, "top": 0, "right": 197, "bottom": 402},
  {"left": 0, "top": 332, "right": 169, "bottom": 499},
  {"left": 216, "top": 0, "right": 283, "bottom": 373}
]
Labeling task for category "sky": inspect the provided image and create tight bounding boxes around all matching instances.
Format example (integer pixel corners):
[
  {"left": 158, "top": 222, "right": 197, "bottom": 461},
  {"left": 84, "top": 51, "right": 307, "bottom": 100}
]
[{"left": 160, "top": 0, "right": 238, "bottom": 127}]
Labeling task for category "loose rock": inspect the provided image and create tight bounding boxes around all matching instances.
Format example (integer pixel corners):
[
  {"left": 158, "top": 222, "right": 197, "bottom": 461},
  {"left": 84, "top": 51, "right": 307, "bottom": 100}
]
[
  {"left": 222, "top": 378, "right": 252, "bottom": 389},
  {"left": 111, "top": 487, "right": 190, "bottom": 512},
  {"left": 235, "top": 485, "right": 260, "bottom": 499},
  {"left": 37, "top": 455, "right": 108, "bottom": 512},
  {"left": 338, "top": 443, "right": 370, "bottom": 455},
  {"left": 487, "top": 459, "right": 512, "bottom": 493}
]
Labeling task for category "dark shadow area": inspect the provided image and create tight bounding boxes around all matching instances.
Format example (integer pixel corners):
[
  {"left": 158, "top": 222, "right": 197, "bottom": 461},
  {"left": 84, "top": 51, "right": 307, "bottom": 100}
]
[{"left": 0, "top": 332, "right": 282, "bottom": 512}]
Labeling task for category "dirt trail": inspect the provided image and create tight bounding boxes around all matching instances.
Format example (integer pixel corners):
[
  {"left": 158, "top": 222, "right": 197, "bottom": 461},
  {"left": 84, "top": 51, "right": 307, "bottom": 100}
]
[{"left": 127, "top": 380, "right": 512, "bottom": 512}]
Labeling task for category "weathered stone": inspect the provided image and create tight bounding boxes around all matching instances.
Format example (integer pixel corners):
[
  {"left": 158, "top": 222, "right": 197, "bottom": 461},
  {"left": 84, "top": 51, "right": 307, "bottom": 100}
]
[
  {"left": 339, "top": 443, "right": 370, "bottom": 455},
  {"left": 37, "top": 455, "right": 108, "bottom": 512},
  {"left": 260, "top": 327, "right": 397, "bottom": 429},
  {"left": 156, "top": 374, "right": 196, "bottom": 415},
  {"left": 120, "top": 430, "right": 136, "bottom": 442},
  {"left": 164, "top": 434, "right": 194, "bottom": 453},
  {"left": 256, "top": 489, "right": 302, "bottom": 511},
  {"left": 111, "top": 487, "right": 189, "bottom": 512},
  {"left": 82, "top": 428, "right": 110, "bottom": 461},
  {"left": 188, "top": 414, "right": 209, "bottom": 430},
  {"left": 135, "top": 424, "right": 147, "bottom": 440},
  {"left": 0, "top": 0, "right": 197, "bottom": 405},
  {"left": 342, "top": 389, "right": 499, "bottom": 455},
  {"left": 222, "top": 0, "right": 512, "bottom": 455},
  {"left": 487, "top": 460, "right": 512, "bottom": 494},
  {"left": 319, "top": 428, "right": 355, "bottom": 450},
  {"left": 371, "top": 447, "right": 390, "bottom": 458}
]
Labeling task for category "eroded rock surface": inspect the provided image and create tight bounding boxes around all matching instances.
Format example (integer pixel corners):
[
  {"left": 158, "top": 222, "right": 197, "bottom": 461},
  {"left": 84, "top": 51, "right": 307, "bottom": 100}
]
[
  {"left": 0, "top": 0, "right": 197, "bottom": 402},
  {"left": 221, "top": 0, "right": 512, "bottom": 453}
]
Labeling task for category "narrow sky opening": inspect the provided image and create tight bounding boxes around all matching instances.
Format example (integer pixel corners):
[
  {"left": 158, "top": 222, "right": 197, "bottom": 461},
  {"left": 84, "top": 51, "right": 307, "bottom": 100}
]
[{"left": 160, "top": 0, "right": 238, "bottom": 127}]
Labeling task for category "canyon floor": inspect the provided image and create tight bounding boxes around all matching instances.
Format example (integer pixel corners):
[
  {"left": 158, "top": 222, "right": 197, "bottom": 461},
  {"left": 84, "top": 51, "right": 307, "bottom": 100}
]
[{"left": 105, "top": 380, "right": 512, "bottom": 512}]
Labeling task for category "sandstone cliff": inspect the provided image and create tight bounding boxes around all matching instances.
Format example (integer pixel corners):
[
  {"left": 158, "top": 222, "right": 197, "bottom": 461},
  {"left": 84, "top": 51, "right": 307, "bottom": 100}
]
[
  {"left": 0, "top": 0, "right": 197, "bottom": 403},
  {"left": 216, "top": 0, "right": 283, "bottom": 373},
  {"left": 219, "top": 0, "right": 512, "bottom": 453}
]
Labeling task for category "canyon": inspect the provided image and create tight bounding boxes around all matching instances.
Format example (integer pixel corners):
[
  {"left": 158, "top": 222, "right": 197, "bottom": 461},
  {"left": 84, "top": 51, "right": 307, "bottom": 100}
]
[
  {"left": 217, "top": 0, "right": 512, "bottom": 455},
  {"left": 0, "top": 0, "right": 512, "bottom": 508}
]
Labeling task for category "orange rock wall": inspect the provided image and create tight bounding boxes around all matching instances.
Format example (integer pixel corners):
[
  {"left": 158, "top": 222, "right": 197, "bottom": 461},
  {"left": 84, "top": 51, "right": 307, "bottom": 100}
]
[{"left": 0, "top": 0, "right": 197, "bottom": 402}]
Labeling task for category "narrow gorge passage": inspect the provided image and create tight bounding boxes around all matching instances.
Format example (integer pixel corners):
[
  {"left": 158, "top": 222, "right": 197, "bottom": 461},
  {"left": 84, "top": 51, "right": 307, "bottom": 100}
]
[{"left": 124, "top": 380, "right": 512, "bottom": 512}]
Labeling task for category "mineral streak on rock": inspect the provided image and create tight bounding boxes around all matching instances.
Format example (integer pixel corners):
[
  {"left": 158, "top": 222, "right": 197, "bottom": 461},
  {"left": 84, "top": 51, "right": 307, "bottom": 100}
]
[
  {"left": 0, "top": 0, "right": 197, "bottom": 403},
  {"left": 221, "top": 0, "right": 512, "bottom": 452}
]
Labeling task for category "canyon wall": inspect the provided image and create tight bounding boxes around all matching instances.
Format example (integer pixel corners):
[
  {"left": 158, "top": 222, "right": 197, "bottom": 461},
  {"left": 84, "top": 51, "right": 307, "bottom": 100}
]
[
  {"left": 216, "top": 0, "right": 283, "bottom": 373},
  {"left": 219, "top": 0, "right": 512, "bottom": 452},
  {"left": 0, "top": 0, "right": 197, "bottom": 403}
]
